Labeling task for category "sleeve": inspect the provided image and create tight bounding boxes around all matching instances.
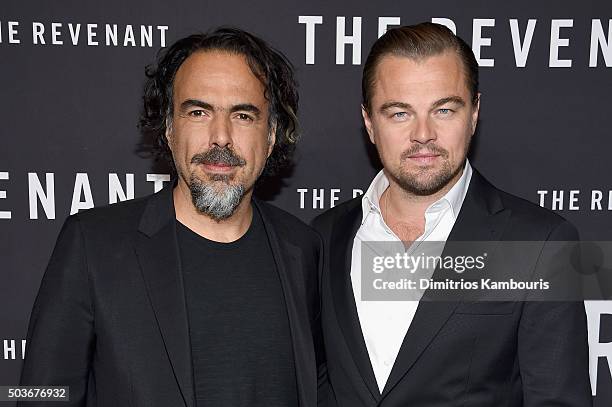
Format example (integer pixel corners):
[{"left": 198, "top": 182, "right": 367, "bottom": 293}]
[
  {"left": 18, "top": 215, "right": 95, "bottom": 407},
  {"left": 518, "top": 220, "right": 592, "bottom": 407},
  {"left": 311, "top": 221, "right": 337, "bottom": 407}
]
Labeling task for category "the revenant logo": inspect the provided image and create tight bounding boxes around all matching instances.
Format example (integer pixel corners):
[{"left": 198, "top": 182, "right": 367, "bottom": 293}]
[{"left": 298, "top": 16, "right": 612, "bottom": 68}]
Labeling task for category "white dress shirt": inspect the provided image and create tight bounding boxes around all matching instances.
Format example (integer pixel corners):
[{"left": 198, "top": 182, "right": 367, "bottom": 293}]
[{"left": 350, "top": 160, "right": 473, "bottom": 392}]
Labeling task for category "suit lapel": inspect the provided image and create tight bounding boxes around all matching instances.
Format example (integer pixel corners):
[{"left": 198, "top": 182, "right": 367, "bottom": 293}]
[
  {"left": 255, "top": 200, "right": 315, "bottom": 407},
  {"left": 330, "top": 201, "right": 382, "bottom": 401},
  {"left": 134, "top": 185, "right": 195, "bottom": 407},
  {"left": 381, "top": 170, "right": 511, "bottom": 398}
]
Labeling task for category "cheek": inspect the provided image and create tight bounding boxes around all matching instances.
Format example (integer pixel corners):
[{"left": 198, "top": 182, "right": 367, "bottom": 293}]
[
  {"left": 437, "top": 122, "right": 471, "bottom": 152},
  {"left": 376, "top": 125, "right": 409, "bottom": 158},
  {"left": 169, "top": 141, "right": 198, "bottom": 175},
  {"left": 166, "top": 133, "right": 180, "bottom": 161},
  {"left": 171, "top": 137, "right": 191, "bottom": 159},
  {"left": 444, "top": 139, "right": 467, "bottom": 159},
  {"left": 256, "top": 140, "right": 273, "bottom": 166},
  {"left": 236, "top": 135, "right": 270, "bottom": 167},
  {"left": 172, "top": 126, "right": 209, "bottom": 158}
]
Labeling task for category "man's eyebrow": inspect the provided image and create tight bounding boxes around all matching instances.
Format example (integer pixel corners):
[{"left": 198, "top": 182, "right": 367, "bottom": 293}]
[
  {"left": 179, "top": 100, "right": 261, "bottom": 118},
  {"left": 179, "top": 99, "right": 214, "bottom": 111},
  {"left": 229, "top": 103, "right": 261, "bottom": 118},
  {"left": 431, "top": 96, "right": 466, "bottom": 109},
  {"left": 379, "top": 101, "right": 413, "bottom": 113}
]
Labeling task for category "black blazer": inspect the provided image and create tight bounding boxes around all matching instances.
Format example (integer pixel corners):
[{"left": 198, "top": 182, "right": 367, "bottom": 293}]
[
  {"left": 312, "top": 169, "right": 592, "bottom": 407},
  {"left": 20, "top": 184, "right": 325, "bottom": 407}
]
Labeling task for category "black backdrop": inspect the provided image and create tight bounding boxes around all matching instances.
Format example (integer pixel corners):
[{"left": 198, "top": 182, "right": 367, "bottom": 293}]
[{"left": 1, "top": 1, "right": 611, "bottom": 405}]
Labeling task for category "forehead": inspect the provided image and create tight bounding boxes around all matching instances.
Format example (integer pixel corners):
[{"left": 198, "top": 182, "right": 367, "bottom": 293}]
[
  {"left": 172, "top": 50, "right": 266, "bottom": 104},
  {"left": 371, "top": 52, "right": 470, "bottom": 105}
]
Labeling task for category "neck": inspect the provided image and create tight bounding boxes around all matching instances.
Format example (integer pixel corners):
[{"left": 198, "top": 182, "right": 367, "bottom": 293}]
[{"left": 173, "top": 180, "right": 253, "bottom": 243}]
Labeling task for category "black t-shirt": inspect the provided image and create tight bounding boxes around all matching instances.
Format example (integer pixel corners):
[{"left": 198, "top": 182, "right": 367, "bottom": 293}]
[{"left": 177, "top": 207, "right": 298, "bottom": 407}]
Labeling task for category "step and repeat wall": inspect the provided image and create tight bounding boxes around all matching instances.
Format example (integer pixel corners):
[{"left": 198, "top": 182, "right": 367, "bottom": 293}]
[{"left": 1, "top": 0, "right": 611, "bottom": 404}]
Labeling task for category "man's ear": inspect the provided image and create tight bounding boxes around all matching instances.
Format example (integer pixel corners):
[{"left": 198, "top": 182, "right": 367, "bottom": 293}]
[
  {"left": 471, "top": 93, "right": 481, "bottom": 134},
  {"left": 362, "top": 105, "right": 376, "bottom": 144}
]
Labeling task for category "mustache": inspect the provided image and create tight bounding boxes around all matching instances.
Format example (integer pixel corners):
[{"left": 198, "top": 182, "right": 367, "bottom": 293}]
[
  {"left": 400, "top": 144, "right": 449, "bottom": 160},
  {"left": 191, "top": 146, "right": 246, "bottom": 167}
]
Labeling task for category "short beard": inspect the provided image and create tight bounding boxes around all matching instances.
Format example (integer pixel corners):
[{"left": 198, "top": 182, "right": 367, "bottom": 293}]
[
  {"left": 391, "top": 141, "right": 469, "bottom": 196},
  {"left": 188, "top": 173, "right": 246, "bottom": 221},
  {"left": 395, "top": 159, "right": 464, "bottom": 196}
]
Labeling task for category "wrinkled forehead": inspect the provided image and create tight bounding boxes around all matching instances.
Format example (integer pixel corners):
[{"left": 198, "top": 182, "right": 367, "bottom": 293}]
[{"left": 172, "top": 50, "right": 268, "bottom": 105}]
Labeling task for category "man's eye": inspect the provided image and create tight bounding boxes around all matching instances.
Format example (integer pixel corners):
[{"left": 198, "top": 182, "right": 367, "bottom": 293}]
[
  {"left": 437, "top": 108, "right": 452, "bottom": 115},
  {"left": 392, "top": 112, "right": 407, "bottom": 119},
  {"left": 236, "top": 113, "right": 253, "bottom": 121},
  {"left": 188, "top": 110, "right": 205, "bottom": 117}
]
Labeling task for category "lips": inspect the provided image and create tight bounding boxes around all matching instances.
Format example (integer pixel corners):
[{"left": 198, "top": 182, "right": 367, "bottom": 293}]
[
  {"left": 406, "top": 152, "right": 440, "bottom": 164},
  {"left": 408, "top": 153, "right": 439, "bottom": 159},
  {"left": 204, "top": 162, "right": 232, "bottom": 167},
  {"left": 201, "top": 162, "right": 235, "bottom": 172}
]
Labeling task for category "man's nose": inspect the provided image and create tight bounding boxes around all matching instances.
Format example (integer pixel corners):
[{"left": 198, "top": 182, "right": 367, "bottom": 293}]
[
  {"left": 209, "top": 115, "right": 233, "bottom": 148},
  {"left": 410, "top": 117, "right": 436, "bottom": 144}
]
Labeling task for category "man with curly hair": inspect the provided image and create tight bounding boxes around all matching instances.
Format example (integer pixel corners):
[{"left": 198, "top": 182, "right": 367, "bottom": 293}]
[{"left": 20, "top": 28, "right": 326, "bottom": 407}]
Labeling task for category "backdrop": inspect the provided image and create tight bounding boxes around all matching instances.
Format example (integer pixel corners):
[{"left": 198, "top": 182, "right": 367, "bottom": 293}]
[{"left": 1, "top": 0, "right": 611, "bottom": 405}]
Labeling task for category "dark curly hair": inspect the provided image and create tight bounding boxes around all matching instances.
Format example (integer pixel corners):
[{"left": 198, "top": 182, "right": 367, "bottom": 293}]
[{"left": 139, "top": 27, "right": 299, "bottom": 178}]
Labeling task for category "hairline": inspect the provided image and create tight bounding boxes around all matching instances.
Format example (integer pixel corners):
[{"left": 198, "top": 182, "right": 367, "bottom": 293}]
[
  {"left": 165, "top": 48, "right": 275, "bottom": 135},
  {"left": 364, "top": 44, "right": 478, "bottom": 113}
]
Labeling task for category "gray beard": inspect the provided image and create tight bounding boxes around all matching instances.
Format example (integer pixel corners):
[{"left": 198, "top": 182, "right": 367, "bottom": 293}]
[{"left": 189, "top": 174, "right": 246, "bottom": 221}]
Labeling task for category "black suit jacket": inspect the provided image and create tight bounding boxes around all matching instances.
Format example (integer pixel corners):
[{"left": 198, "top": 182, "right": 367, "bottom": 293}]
[
  {"left": 20, "top": 184, "right": 325, "bottom": 407},
  {"left": 312, "top": 169, "right": 592, "bottom": 407}
]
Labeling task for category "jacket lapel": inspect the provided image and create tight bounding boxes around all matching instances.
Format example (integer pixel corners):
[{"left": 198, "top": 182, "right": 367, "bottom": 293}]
[
  {"left": 134, "top": 185, "right": 195, "bottom": 407},
  {"left": 381, "top": 170, "right": 511, "bottom": 398},
  {"left": 330, "top": 201, "right": 382, "bottom": 401},
  {"left": 255, "top": 200, "right": 315, "bottom": 407}
]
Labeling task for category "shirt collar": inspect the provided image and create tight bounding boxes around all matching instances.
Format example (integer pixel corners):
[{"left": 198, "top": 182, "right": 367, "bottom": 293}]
[{"left": 361, "top": 160, "right": 473, "bottom": 224}]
